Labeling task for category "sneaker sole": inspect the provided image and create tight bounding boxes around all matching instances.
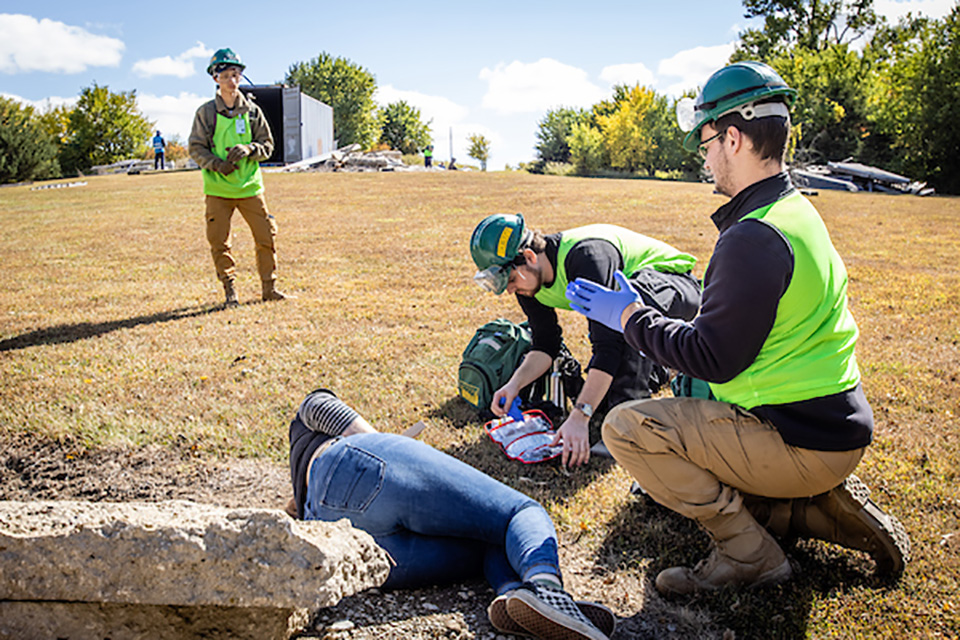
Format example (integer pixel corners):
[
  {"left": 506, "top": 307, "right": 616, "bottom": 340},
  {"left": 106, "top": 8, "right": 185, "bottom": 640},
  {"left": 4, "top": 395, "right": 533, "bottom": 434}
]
[
  {"left": 834, "top": 475, "right": 911, "bottom": 576},
  {"left": 489, "top": 597, "right": 616, "bottom": 638},
  {"left": 506, "top": 590, "right": 608, "bottom": 640}
]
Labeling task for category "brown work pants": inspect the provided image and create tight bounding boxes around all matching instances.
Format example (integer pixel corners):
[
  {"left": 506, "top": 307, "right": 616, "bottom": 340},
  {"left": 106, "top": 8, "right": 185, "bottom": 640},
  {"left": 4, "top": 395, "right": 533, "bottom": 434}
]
[
  {"left": 205, "top": 194, "right": 277, "bottom": 284},
  {"left": 603, "top": 398, "right": 864, "bottom": 525}
]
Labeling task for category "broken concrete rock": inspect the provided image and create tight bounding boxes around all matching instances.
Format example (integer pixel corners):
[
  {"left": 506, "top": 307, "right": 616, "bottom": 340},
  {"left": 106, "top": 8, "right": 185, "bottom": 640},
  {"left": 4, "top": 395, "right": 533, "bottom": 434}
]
[
  {"left": 0, "top": 602, "right": 309, "bottom": 640},
  {"left": 0, "top": 500, "right": 389, "bottom": 609}
]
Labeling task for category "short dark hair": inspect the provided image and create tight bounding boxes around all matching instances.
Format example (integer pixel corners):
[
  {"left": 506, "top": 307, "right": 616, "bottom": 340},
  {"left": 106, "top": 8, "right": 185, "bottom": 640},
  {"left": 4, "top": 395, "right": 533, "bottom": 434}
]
[{"left": 712, "top": 98, "right": 791, "bottom": 162}]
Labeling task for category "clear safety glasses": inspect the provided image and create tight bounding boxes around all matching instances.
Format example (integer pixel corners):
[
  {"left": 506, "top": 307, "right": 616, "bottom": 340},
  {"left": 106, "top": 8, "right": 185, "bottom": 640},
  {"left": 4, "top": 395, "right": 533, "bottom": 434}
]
[{"left": 473, "top": 265, "right": 511, "bottom": 295}]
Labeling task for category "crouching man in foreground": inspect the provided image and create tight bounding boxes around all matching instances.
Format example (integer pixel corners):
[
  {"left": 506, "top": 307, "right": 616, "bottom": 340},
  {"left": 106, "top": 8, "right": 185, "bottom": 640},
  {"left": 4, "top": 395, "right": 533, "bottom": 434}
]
[
  {"left": 288, "top": 388, "right": 615, "bottom": 639},
  {"left": 565, "top": 61, "right": 909, "bottom": 596}
]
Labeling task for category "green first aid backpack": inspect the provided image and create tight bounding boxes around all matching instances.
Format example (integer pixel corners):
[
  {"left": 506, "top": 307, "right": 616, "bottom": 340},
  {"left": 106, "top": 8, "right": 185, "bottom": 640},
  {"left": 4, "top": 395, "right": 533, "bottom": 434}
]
[
  {"left": 458, "top": 318, "right": 533, "bottom": 414},
  {"left": 457, "top": 318, "right": 584, "bottom": 421}
]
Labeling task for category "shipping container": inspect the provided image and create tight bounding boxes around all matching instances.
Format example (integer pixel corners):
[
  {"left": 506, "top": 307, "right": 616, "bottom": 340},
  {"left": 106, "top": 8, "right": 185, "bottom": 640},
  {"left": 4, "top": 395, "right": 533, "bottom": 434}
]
[{"left": 239, "top": 85, "right": 334, "bottom": 165}]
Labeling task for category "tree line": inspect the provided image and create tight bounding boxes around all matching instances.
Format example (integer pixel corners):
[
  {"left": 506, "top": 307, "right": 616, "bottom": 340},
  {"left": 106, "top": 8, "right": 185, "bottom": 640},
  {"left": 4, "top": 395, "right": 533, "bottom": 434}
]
[{"left": 531, "top": 0, "right": 960, "bottom": 194}]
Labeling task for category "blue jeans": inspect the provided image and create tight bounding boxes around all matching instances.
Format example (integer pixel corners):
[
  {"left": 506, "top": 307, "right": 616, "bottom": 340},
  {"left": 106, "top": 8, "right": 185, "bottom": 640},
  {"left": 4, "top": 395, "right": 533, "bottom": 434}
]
[{"left": 304, "top": 432, "right": 560, "bottom": 594}]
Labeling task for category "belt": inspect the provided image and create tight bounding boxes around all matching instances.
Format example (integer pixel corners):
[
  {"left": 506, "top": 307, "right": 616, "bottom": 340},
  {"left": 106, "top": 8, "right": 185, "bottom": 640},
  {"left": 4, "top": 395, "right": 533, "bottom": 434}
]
[{"left": 306, "top": 436, "right": 340, "bottom": 478}]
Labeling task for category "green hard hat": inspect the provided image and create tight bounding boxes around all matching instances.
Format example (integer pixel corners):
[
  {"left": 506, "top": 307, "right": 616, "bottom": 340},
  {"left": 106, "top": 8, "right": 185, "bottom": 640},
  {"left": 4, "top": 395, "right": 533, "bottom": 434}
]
[
  {"left": 676, "top": 61, "right": 797, "bottom": 152},
  {"left": 206, "top": 48, "right": 245, "bottom": 76},
  {"left": 470, "top": 213, "right": 528, "bottom": 295}
]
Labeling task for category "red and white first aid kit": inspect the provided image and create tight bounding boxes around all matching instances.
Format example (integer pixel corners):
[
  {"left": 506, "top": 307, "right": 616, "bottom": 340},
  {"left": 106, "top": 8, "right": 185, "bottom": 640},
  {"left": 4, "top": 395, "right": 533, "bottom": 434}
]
[{"left": 483, "top": 410, "right": 561, "bottom": 464}]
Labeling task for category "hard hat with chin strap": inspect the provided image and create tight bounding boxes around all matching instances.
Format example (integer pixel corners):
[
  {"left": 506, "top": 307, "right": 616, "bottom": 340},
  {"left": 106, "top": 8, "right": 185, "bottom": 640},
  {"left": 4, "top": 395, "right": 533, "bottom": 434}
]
[
  {"left": 470, "top": 213, "right": 530, "bottom": 295},
  {"left": 207, "top": 48, "right": 246, "bottom": 77},
  {"left": 676, "top": 61, "right": 797, "bottom": 152}
]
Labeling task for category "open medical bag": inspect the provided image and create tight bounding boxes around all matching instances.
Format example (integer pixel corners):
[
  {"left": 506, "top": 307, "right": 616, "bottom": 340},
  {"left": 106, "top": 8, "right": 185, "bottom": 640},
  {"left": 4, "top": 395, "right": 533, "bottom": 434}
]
[{"left": 483, "top": 409, "right": 561, "bottom": 464}]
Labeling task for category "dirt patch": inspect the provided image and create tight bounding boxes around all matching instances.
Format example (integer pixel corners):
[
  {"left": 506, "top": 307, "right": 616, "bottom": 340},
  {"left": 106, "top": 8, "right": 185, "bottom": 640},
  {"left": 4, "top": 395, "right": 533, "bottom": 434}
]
[{"left": 0, "top": 433, "right": 703, "bottom": 639}]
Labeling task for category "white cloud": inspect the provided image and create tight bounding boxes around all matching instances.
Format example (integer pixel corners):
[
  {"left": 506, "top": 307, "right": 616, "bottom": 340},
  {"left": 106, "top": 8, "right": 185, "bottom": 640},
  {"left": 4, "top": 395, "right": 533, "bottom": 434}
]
[
  {"left": 133, "top": 41, "right": 213, "bottom": 78},
  {"left": 137, "top": 92, "right": 208, "bottom": 141},
  {"left": 656, "top": 42, "right": 738, "bottom": 97},
  {"left": 1, "top": 92, "right": 76, "bottom": 111},
  {"left": 874, "top": 0, "right": 956, "bottom": 21},
  {"left": 0, "top": 13, "right": 124, "bottom": 74},
  {"left": 374, "top": 85, "right": 469, "bottom": 126},
  {"left": 600, "top": 62, "right": 656, "bottom": 88},
  {"left": 479, "top": 58, "right": 607, "bottom": 114}
]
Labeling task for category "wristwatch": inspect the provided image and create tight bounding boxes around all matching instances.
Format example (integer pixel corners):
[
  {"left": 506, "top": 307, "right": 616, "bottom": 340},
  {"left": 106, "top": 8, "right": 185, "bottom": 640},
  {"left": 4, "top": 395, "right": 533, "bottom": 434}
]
[{"left": 574, "top": 402, "right": 595, "bottom": 418}]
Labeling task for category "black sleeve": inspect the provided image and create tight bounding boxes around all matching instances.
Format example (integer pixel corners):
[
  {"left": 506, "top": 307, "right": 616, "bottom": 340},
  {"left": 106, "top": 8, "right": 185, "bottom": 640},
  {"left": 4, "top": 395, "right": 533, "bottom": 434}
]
[
  {"left": 565, "top": 239, "right": 628, "bottom": 375},
  {"left": 622, "top": 220, "right": 792, "bottom": 382},
  {"left": 518, "top": 294, "right": 562, "bottom": 357}
]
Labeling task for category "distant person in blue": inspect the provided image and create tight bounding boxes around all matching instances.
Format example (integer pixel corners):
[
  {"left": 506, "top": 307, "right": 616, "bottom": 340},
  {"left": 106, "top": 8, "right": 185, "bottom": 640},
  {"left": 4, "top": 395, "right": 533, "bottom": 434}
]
[
  {"left": 152, "top": 130, "right": 166, "bottom": 170},
  {"left": 288, "top": 388, "right": 615, "bottom": 640}
]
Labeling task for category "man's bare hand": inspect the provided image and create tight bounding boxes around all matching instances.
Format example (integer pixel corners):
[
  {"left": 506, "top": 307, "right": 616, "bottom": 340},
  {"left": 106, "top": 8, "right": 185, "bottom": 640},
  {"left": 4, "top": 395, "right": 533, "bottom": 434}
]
[{"left": 551, "top": 414, "right": 591, "bottom": 468}]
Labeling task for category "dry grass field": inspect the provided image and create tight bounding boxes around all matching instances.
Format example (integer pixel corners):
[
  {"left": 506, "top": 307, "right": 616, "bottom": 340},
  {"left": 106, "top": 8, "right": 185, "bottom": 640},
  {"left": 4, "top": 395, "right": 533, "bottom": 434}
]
[{"left": 1, "top": 169, "right": 958, "bottom": 639}]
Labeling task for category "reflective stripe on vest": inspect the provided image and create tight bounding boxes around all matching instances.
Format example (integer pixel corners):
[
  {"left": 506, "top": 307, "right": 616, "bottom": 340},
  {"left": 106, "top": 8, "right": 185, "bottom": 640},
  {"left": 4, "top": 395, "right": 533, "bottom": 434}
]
[
  {"left": 202, "top": 111, "right": 264, "bottom": 199},
  {"left": 535, "top": 224, "right": 697, "bottom": 310},
  {"left": 709, "top": 191, "right": 861, "bottom": 408}
]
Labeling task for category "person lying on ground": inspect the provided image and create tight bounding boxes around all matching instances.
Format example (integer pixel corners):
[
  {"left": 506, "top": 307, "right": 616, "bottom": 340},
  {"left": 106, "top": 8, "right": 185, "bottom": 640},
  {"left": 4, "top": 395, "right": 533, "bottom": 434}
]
[{"left": 288, "top": 388, "right": 615, "bottom": 640}]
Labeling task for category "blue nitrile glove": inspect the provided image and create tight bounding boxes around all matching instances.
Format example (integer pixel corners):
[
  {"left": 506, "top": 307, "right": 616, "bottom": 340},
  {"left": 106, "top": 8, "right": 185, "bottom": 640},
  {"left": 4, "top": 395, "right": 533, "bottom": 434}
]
[
  {"left": 498, "top": 396, "right": 525, "bottom": 422},
  {"left": 565, "top": 270, "right": 643, "bottom": 333}
]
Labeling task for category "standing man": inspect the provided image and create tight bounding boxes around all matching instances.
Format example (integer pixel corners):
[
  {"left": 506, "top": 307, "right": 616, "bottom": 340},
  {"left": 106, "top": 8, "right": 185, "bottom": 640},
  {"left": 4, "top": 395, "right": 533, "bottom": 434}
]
[
  {"left": 424, "top": 144, "right": 434, "bottom": 169},
  {"left": 189, "top": 47, "right": 288, "bottom": 307},
  {"left": 470, "top": 214, "right": 701, "bottom": 468},
  {"left": 565, "top": 61, "right": 909, "bottom": 595},
  {"left": 152, "top": 130, "right": 166, "bottom": 170}
]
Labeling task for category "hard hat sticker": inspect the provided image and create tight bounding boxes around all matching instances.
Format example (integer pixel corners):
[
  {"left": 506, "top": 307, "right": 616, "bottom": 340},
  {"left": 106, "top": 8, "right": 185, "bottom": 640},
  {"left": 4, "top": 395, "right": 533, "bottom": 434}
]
[{"left": 497, "top": 228, "right": 513, "bottom": 257}]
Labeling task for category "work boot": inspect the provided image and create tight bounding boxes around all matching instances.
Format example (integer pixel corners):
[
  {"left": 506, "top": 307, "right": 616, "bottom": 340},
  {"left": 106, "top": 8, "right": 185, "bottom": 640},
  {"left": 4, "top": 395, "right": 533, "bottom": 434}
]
[
  {"left": 261, "top": 279, "right": 289, "bottom": 301},
  {"left": 655, "top": 507, "right": 792, "bottom": 596},
  {"left": 742, "top": 494, "right": 795, "bottom": 543},
  {"left": 223, "top": 280, "right": 238, "bottom": 308},
  {"left": 789, "top": 475, "right": 910, "bottom": 576}
]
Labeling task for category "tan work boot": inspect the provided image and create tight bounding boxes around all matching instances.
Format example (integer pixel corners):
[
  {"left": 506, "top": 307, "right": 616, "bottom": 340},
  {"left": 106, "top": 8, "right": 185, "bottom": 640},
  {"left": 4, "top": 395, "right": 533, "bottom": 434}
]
[
  {"left": 261, "top": 279, "right": 289, "bottom": 301},
  {"left": 656, "top": 507, "right": 792, "bottom": 596},
  {"left": 790, "top": 475, "right": 910, "bottom": 576},
  {"left": 223, "top": 280, "right": 239, "bottom": 308}
]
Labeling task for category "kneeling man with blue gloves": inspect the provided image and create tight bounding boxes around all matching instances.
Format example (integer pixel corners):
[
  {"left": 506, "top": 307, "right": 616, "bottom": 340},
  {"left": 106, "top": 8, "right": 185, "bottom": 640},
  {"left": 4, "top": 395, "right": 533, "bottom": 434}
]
[{"left": 565, "top": 61, "right": 909, "bottom": 596}]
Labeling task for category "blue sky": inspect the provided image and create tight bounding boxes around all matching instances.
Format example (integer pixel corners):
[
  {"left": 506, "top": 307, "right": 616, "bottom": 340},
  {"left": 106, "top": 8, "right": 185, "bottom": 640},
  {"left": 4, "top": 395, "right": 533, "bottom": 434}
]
[{"left": 2, "top": 0, "right": 954, "bottom": 169}]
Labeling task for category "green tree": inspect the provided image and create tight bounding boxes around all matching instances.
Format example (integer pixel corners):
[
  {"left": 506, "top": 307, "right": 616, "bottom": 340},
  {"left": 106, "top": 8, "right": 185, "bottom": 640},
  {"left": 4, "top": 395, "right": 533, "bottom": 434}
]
[
  {"left": 645, "top": 93, "right": 700, "bottom": 177},
  {"left": 59, "top": 83, "right": 153, "bottom": 175},
  {"left": 566, "top": 122, "right": 604, "bottom": 175},
  {"left": 378, "top": 100, "right": 432, "bottom": 155},
  {"left": 467, "top": 133, "right": 491, "bottom": 171},
  {"left": 285, "top": 53, "right": 379, "bottom": 149},
  {"left": 769, "top": 44, "right": 870, "bottom": 163},
  {"left": 596, "top": 85, "right": 658, "bottom": 173},
  {"left": 734, "top": 0, "right": 881, "bottom": 59},
  {"left": 0, "top": 97, "right": 60, "bottom": 184},
  {"left": 864, "top": 7, "right": 960, "bottom": 193},
  {"left": 535, "top": 107, "right": 588, "bottom": 163}
]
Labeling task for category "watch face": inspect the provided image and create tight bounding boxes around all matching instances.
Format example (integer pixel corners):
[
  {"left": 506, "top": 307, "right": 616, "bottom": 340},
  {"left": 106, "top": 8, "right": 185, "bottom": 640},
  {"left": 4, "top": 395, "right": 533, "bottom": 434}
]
[{"left": 576, "top": 403, "right": 594, "bottom": 417}]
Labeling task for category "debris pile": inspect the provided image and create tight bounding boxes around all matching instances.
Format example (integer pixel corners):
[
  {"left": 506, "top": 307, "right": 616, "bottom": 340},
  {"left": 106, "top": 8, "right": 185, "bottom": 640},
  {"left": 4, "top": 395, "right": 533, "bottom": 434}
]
[
  {"left": 792, "top": 161, "right": 934, "bottom": 196},
  {"left": 275, "top": 144, "right": 433, "bottom": 173},
  {"left": 91, "top": 159, "right": 154, "bottom": 175}
]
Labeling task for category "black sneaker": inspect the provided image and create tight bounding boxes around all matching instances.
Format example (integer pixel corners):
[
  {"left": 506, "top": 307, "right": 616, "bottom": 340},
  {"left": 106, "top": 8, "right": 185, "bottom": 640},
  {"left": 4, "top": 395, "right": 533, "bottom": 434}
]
[
  {"left": 489, "top": 590, "right": 616, "bottom": 638},
  {"left": 506, "top": 582, "right": 608, "bottom": 640}
]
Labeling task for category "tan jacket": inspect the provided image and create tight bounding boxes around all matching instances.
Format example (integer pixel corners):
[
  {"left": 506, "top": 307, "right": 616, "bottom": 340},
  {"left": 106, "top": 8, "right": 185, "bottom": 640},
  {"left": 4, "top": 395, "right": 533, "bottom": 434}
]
[{"left": 188, "top": 90, "right": 274, "bottom": 170}]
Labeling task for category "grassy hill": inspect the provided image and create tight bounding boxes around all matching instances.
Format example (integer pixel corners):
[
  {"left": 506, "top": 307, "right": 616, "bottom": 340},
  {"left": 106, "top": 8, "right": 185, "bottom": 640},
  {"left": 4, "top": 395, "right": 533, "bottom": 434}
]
[{"left": 1, "top": 170, "right": 957, "bottom": 638}]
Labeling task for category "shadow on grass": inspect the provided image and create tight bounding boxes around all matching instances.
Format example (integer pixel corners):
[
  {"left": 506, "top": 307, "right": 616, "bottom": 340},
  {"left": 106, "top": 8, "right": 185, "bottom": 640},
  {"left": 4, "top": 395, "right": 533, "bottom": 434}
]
[
  {"left": 597, "top": 495, "right": 902, "bottom": 639},
  {"left": 0, "top": 304, "right": 225, "bottom": 352}
]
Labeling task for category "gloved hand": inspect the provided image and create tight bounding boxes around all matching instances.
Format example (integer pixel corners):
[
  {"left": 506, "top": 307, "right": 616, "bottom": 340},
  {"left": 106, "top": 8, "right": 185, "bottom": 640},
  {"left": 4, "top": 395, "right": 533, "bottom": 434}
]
[
  {"left": 499, "top": 396, "right": 524, "bottom": 423},
  {"left": 226, "top": 144, "right": 253, "bottom": 163},
  {"left": 212, "top": 158, "right": 237, "bottom": 175},
  {"left": 565, "top": 270, "right": 643, "bottom": 333}
]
